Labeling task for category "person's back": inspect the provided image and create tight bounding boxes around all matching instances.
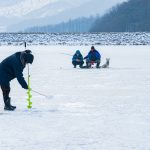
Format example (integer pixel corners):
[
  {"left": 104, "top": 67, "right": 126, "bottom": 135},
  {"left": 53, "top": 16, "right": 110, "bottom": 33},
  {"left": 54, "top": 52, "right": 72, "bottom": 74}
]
[
  {"left": 0, "top": 50, "right": 34, "bottom": 111},
  {"left": 0, "top": 52, "right": 24, "bottom": 85}
]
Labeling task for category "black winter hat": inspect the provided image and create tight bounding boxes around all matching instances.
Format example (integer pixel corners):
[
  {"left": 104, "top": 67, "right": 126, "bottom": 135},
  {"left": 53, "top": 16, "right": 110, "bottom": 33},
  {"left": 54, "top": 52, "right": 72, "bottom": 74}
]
[
  {"left": 24, "top": 49, "right": 32, "bottom": 54},
  {"left": 91, "top": 46, "right": 95, "bottom": 49},
  {"left": 24, "top": 53, "right": 34, "bottom": 64}
]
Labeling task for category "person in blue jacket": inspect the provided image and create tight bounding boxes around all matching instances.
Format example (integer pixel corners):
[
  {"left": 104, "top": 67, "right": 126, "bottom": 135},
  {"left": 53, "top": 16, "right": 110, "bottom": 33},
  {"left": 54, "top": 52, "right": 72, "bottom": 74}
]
[
  {"left": 84, "top": 46, "right": 101, "bottom": 68},
  {"left": 72, "top": 50, "right": 84, "bottom": 68},
  {"left": 0, "top": 50, "right": 34, "bottom": 111}
]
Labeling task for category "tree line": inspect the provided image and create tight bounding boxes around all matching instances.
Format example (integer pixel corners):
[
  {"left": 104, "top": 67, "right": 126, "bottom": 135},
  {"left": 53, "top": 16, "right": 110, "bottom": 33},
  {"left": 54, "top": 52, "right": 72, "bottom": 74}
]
[
  {"left": 90, "top": 0, "right": 150, "bottom": 32},
  {"left": 25, "top": 17, "right": 96, "bottom": 33}
]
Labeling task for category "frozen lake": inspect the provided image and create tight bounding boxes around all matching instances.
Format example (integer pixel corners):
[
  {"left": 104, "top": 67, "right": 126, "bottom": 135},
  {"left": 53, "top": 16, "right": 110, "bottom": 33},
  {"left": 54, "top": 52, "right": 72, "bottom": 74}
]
[{"left": 0, "top": 45, "right": 150, "bottom": 150}]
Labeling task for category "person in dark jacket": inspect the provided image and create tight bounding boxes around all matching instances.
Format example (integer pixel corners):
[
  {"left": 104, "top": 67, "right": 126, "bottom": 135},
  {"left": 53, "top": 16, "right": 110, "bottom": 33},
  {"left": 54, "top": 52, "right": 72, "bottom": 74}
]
[
  {"left": 72, "top": 50, "right": 84, "bottom": 68},
  {"left": 84, "top": 46, "right": 101, "bottom": 68},
  {"left": 0, "top": 50, "right": 34, "bottom": 111}
]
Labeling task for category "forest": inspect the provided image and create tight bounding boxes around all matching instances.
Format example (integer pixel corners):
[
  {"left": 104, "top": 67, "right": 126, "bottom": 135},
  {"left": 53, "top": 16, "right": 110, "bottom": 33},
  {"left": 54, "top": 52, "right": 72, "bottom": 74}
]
[{"left": 90, "top": 0, "right": 150, "bottom": 32}]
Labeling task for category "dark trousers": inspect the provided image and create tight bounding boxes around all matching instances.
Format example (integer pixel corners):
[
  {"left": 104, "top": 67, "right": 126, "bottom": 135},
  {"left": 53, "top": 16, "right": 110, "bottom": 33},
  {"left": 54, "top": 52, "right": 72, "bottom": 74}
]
[
  {"left": 0, "top": 84, "right": 10, "bottom": 105},
  {"left": 86, "top": 59, "right": 101, "bottom": 67},
  {"left": 72, "top": 61, "right": 84, "bottom": 67}
]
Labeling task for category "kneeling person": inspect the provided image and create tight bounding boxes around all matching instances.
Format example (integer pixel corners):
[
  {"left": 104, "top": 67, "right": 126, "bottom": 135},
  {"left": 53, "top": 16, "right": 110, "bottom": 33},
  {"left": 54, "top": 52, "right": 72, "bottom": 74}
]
[
  {"left": 72, "top": 50, "right": 84, "bottom": 68},
  {"left": 84, "top": 46, "right": 101, "bottom": 68}
]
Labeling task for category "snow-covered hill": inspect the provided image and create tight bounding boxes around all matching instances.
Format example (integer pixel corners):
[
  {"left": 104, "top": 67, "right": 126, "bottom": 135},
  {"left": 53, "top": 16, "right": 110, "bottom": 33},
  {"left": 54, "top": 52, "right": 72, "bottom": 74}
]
[
  {"left": 0, "top": 0, "right": 58, "bottom": 17},
  {"left": 0, "top": 0, "right": 126, "bottom": 32}
]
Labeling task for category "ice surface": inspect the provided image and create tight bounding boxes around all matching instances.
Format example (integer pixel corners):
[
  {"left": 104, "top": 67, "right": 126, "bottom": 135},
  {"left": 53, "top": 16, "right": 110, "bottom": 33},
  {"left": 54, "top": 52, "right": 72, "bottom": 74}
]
[{"left": 0, "top": 45, "right": 150, "bottom": 150}]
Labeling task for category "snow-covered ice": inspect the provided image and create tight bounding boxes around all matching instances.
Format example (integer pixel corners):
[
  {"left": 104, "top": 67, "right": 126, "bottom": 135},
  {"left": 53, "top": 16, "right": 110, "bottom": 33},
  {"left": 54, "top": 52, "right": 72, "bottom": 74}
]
[{"left": 0, "top": 45, "right": 150, "bottom": 150}]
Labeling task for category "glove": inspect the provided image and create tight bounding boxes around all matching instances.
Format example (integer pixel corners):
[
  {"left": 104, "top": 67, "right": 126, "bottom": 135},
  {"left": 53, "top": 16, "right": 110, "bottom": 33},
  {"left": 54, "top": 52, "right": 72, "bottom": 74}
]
[{"left": 24, "top": 86, "right": 28, "bottom": 90}]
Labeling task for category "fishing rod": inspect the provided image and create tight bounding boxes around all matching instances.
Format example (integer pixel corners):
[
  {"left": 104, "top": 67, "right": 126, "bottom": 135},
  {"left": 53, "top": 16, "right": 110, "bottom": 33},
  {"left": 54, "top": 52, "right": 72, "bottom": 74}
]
[
  {"left": 60, "top": 52, "right": 73, "bottom": 57},
  {"left": 32, "top": 89, "right": 53, "bottom": 99}
]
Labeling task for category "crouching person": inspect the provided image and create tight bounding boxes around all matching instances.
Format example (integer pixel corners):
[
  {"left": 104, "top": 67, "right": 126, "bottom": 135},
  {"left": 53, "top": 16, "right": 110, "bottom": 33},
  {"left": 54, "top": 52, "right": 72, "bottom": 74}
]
[
  {"left": 72, "top": 50, "right": 84, "bottom": 68},
  {"left": 0, "top": 50, "right": 34, "bottom": 111},
  {"left": 84, "top": 46, "right": 101, "bottom": 68}
]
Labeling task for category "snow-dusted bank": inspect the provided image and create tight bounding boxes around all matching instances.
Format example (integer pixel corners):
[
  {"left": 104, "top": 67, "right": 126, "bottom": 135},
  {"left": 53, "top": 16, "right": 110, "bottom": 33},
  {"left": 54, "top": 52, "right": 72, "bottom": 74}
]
[
  {"left": 0, "top": 45, "right": 150, "bottom": 150},
  {"left": 0, "top": 32, "right": 150, "bottom": 46}
]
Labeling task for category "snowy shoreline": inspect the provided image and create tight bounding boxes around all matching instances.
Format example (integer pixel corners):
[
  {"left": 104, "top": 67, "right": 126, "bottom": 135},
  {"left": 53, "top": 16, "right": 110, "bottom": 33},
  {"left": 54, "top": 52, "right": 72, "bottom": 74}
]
[{"left": 0, "top": 32, "right": 150, "bottom": 46}]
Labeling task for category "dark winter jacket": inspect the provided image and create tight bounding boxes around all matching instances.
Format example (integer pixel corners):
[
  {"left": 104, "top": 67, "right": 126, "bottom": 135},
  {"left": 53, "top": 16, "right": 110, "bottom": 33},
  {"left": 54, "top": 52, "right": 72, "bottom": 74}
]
[
  {"left": 72, "top": 50, "right": 83, "bottom": 62},
  {"left": 0, "top": 52, "right": 28, "bottom": 89},
  {"left": 84, "top": 49, "right": 101, "bottom": 61}
]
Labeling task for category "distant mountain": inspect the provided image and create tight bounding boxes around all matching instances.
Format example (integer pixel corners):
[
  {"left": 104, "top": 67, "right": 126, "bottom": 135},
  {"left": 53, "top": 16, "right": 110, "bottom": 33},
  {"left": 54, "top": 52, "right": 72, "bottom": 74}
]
[
  {"left": 90, "top": 0, "right": 150, "bottom": 32},
  {"left": 4, "top": 0, "right": 124, "bottom": 32},
  {"left": 2, "top": 0, "right": 125, "bottom": 32}
]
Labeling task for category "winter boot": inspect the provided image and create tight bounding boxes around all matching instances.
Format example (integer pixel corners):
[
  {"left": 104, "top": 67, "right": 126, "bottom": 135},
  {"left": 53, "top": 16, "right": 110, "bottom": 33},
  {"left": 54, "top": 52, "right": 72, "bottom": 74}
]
[
  {"left": 96, "top": 62, "right": 100, "bottom": 68},
  {"left": 4, "top": 98, "right": 16, "bottom": 111},
  {"left": 79, "top": 64, "right": 83, "bottom": 68},
  {"left": 86, "top": 62, "right": 91, "bottom": 68}
]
